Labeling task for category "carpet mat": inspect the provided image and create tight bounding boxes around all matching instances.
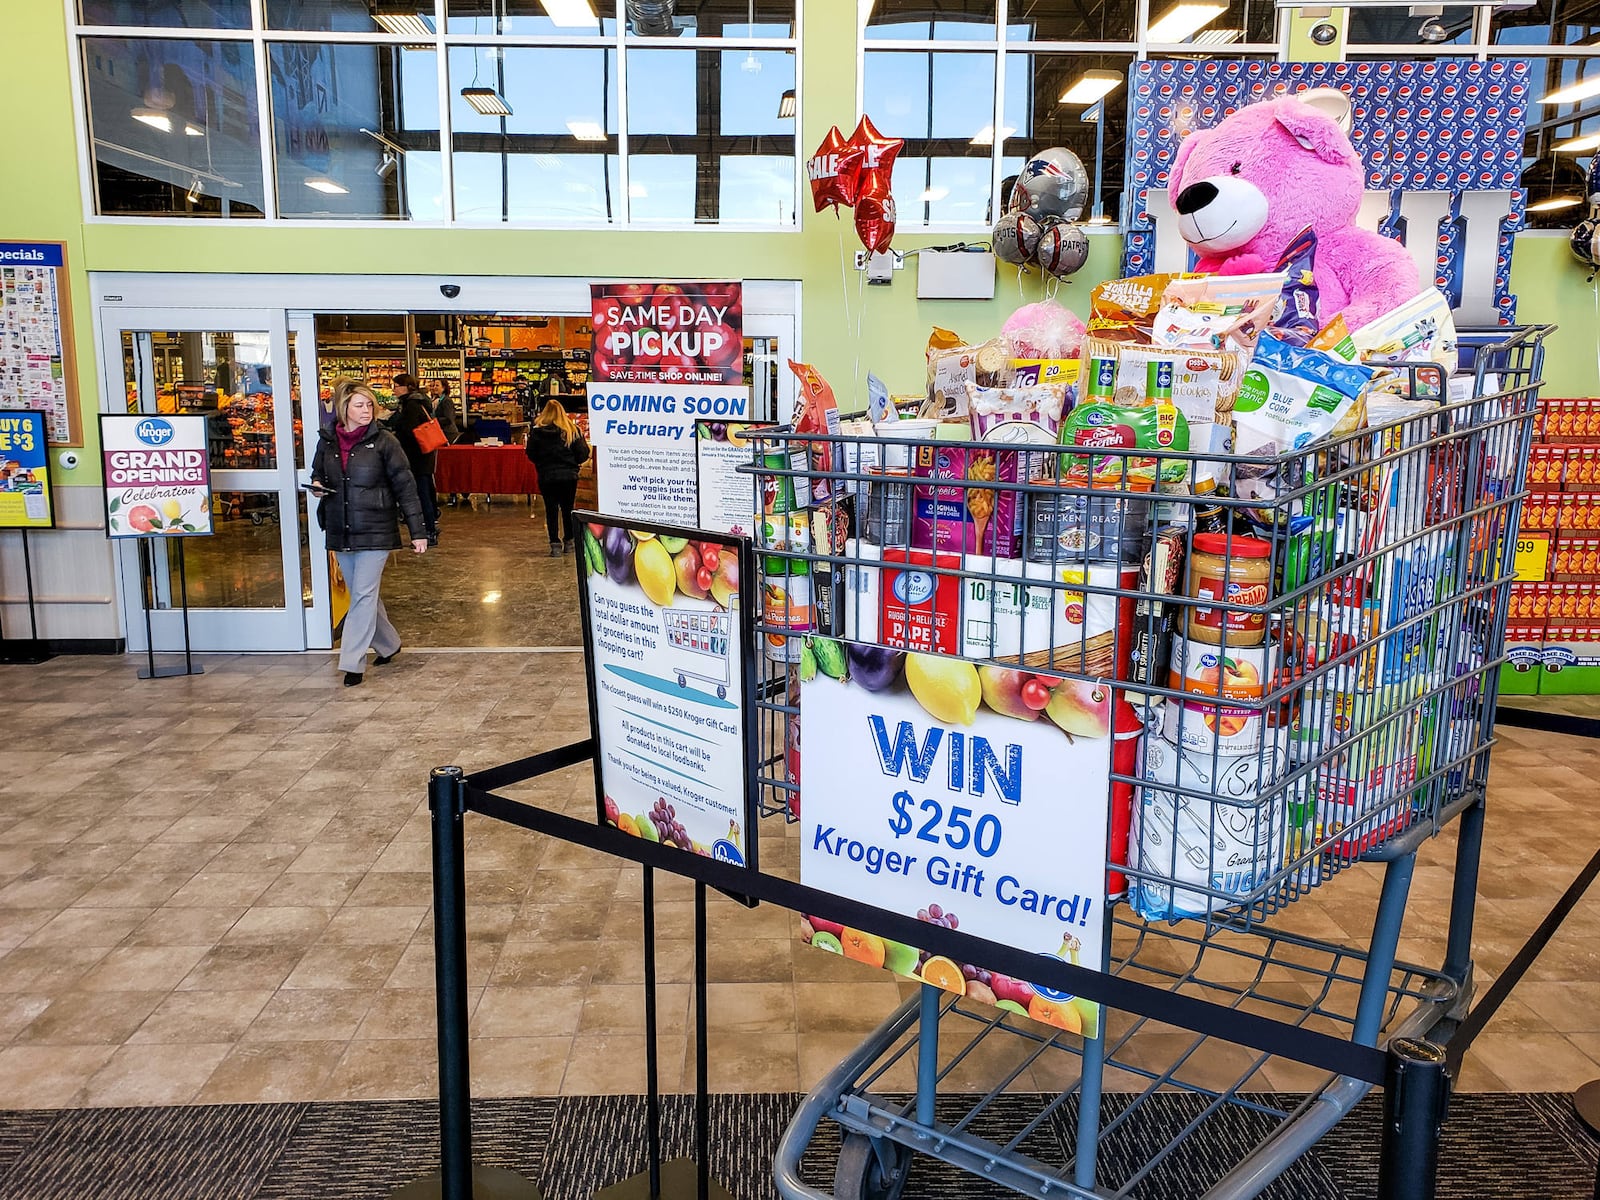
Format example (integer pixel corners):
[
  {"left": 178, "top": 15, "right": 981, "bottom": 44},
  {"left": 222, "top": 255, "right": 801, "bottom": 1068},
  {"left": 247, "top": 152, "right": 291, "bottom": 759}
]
[{"left": 0, "top": 1093, "right": 1593, "bottom": 1200}]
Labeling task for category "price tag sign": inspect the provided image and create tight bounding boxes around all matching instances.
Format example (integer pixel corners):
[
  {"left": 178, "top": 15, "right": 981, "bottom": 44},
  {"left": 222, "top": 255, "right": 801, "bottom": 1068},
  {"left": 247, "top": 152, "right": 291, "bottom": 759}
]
[
  {"left": 799, "top": 641, "right": 1111, "bottom": 1028},
  {"left": 1513, "top": 533, "right": 1550, "bottom": 583}
]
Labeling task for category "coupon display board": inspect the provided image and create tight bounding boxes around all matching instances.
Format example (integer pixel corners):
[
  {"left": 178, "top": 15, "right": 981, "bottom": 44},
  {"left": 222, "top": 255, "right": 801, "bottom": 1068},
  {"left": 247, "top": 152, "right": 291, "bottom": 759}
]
[
  {"left": 0, "top": 242, "right": 80, "bottom": 446},
  {"left": 577, "top": 512, "right": 757, "bottom": 870},
  {"left": 587, "top": 282, "right": 752, "bottom": 525},
  {"left": 694, "top": 420, "right": 767, "bottom": 538},
  {"left": 799, "top": 642, "right": 1111, "bottom": 1035},
  {"left": 0, "top": 410, "right": 53, "bottom": 529},
  {"left": 100, "top": 414, "right": 214, "bottom": 538}
]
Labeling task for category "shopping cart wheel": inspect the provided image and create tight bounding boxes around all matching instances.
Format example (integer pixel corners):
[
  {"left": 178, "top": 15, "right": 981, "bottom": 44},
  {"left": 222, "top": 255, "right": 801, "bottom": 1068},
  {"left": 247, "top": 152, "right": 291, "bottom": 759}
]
[{"left": 834, "top": 1132, "right": 909, "bottom": 1200}]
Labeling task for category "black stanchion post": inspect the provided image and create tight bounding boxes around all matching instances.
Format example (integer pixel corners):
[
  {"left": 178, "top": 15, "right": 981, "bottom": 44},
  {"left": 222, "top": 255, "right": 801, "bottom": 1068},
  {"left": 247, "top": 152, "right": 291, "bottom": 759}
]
[
  {"left": 392, "top": 766, "right": 539, "bottom": 1200},
  {"left": 0, "top": 529, "right": 54, "bottom": 664},
  {"left": 1378, "top": 1038, "right": 1449, "bottom": 1200}
]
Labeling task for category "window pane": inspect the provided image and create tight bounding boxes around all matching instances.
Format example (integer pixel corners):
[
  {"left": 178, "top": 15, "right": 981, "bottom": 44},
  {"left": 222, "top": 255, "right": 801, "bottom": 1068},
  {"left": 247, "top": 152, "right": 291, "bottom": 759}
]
[
  {"left": 265, "top": 0, "right": 432, "bottom": 33},
  {"left": 445, "top": 0, "right": 617, "bottom": 37},
  {"left": 863, "top": 50, "right": 996, "bottom": 227},
  {"left": 1007, "top": 0, "right": 1133, "bottom": 43},
  {"left": 626, "top": 0, "right": 795, "bottom": 37},
  {"left": 79, "top": 0, "right": 251, "bottom": 28},
  {"left": 1133, "top": 0, "right": 1277, "bottom": 46},
  {"left": 1520, "top": 56, "right": 1595, "bottom": 228},
  {"left": 1348, "top": 6, "right": 1476, "bottom": 45},
  {"left": 82, "top": 37, "right": 265, "bottom": 218},
  {"left": 269, "top": 43, "right": 440, "bottom": 220},
  {"left": 450, "top": 46, "right": 620, "bottom": 223},
  {"left": 865, "top": 0, "right": 996, "bottom": 41},
  {"left": 1495, "top": 0, "right": 1600, "bottom": 46},
  {"left": 627, "top": 49, "right": 797, "bottom": 224},
  {"left": 1003, "top": 52, "right": 1131, "bottom": 223}
]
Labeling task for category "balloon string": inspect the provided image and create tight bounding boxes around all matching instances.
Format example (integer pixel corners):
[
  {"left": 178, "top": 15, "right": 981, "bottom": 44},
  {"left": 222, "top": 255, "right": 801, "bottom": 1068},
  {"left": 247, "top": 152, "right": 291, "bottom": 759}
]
[
  {"left": 837, "top": 217, "right": 853, "bottom": 351},
  {"left": 855, "top": 264, "right": 867, "bottom": 398}
]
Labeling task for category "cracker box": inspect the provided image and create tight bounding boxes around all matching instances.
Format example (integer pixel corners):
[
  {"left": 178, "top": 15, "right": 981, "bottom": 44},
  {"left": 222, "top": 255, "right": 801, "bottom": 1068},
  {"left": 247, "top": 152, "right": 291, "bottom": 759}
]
[
  {"left": 1565, "top": 446, "right": 1600, "bottom": 491},
  {"left": 1520, "top": 493, "right": 1560, "bottom": 534},
  {"left": 1500, "top": 620, "right": 1546, "bottom": 696},
  {"left": 1527, "top": 445, "right": 1566, "bottom": 490},
  {"left": 1551, "top": 535, "right": 1600, "bottom": 581}
]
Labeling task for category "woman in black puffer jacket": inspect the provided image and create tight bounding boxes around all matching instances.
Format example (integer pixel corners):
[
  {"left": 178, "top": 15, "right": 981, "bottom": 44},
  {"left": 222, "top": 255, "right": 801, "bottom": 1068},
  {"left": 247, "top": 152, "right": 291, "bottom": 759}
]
[{"left": 312, "top": 379, "right": 428, "bottom": 687}]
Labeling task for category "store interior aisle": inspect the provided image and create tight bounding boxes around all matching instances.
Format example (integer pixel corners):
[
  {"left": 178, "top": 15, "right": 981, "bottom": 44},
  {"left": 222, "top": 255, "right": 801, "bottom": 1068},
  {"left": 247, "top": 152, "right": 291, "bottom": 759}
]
[{"left": 1, "top": 653, "right": 1599, "bottom": 1109}]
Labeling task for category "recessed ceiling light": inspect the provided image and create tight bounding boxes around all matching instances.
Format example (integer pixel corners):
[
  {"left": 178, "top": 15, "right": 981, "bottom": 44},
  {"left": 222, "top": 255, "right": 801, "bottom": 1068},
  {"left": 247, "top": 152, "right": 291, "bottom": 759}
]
[
  {"left": 540, "top": 0, "right": 598, "bottom": 27},
  {"left": 482, "top": 590, "right": 502, "bottom": 604},
  {"left": 1145, "top": 1, "right": 1226, "bottom": 43},
  {"left": 184, "top": 122, "right": 205, "bottom": 137},
  {"left": 1543, "top": 75, "right": 1600, "bottom": 105},
  {"left": 1059, "top": 70, "right": 1122, "bottom": 105},
  {"left": 1191, "top": 27, "right": 1242, "bottom": 45},
  {"left": 131, "top": 108, "right": 171, "bottom": 132},
  {"left": 462, "top": 87, "right": 512, "bottom": 116},
  {"left": 567, "top": 119, "right": 606, "bottom": 141},
  {"left": 305, "top": 177, "right": 350, "bottom": 195},
  {"left": 1527, "top": 195, "right": 1581, "bottom": 212}
]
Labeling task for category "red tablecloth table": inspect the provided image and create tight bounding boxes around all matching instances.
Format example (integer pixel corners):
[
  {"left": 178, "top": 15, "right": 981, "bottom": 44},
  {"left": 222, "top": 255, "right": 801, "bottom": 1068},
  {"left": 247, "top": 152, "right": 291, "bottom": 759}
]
[{"left": 434, "top": 445, "right": 541, "bottom": 496}]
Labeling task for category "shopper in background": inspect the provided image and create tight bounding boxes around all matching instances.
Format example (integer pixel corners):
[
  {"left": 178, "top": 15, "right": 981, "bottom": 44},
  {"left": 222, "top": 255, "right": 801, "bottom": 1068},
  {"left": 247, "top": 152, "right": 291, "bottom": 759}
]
[
  {"left": 311, "top": 379, "right": 428, "bottom": 688},
  {"left": 390, "top": 372, "right": 441, "bottom": 545},
  {"left": 431, "top": 380, "right": 462, "bottom": 443},
  {"left": 525, "top": 398, "right": 590, "bottom": 555}
]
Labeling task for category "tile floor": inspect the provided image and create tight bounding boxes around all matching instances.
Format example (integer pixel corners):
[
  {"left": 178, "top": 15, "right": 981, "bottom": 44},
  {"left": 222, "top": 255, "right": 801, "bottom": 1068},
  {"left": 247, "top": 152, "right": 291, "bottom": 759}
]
[{"left": 1, "top": 651, "right": 1598, "bottom": 1110}]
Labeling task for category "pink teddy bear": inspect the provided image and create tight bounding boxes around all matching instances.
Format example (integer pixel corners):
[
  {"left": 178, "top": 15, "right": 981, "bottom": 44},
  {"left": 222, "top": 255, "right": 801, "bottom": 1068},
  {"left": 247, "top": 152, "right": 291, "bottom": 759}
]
[{"left": 1169, "top": 88, "right": 1418, "bottom": 332}]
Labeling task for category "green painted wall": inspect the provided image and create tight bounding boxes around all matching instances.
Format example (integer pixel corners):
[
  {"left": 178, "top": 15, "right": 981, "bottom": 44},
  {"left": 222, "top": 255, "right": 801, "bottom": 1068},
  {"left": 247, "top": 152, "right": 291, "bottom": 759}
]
[{"left": 3, "top": 0, "right": 1596, "bottom": 466}]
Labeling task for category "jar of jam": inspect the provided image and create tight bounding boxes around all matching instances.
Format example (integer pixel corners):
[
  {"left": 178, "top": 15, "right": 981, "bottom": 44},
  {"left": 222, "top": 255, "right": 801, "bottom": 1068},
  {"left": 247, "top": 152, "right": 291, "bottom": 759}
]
[{"left": 1186, "top": 532, "right": 1272, "bottom": 645}]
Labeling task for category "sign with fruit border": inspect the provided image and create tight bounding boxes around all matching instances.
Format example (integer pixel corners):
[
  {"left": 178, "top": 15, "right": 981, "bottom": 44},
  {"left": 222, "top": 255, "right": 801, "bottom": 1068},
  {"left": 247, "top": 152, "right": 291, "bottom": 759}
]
[
  {"left": 0, "top": 410, "right": 54, "bottom": 529},
  {"left": 576, "top": 510, "right": 759, "bottom": 872},
  {"left": 99, "top": 414, "right": 214, "bottom": 539},
  {"left": 694, "top": 420, "right": 769, "bottom": 538},
  {"left": 799, "top": 639, "right": 1112, "bottom": 1036},
  {"left": 589, "top": 282, "right": 743, "bottom": 387}
]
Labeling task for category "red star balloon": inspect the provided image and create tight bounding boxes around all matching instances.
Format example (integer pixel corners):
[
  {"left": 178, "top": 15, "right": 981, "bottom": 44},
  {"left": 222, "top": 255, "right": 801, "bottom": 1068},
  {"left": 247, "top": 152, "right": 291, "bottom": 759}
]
[
  {"left": 855, "top": 183, "right": 897, "bottom": 254},
  {"left": 846, "top": 114, "right": 904, "bottom": 201},
  {"left": 806, "top": 125, "right": 864, "bottom": 214}
]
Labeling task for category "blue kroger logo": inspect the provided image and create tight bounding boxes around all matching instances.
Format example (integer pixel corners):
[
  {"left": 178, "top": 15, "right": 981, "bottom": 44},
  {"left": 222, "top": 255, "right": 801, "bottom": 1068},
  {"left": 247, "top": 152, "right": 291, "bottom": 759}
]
[
  {"left": 135, "top": 418, "right": 175, "bottom": 446},
  {"left": 711, "top": 839, "right": 744, "bottom": 866},
  {"left": 892, "top": 571, "right": 935, "bottom": 605}
]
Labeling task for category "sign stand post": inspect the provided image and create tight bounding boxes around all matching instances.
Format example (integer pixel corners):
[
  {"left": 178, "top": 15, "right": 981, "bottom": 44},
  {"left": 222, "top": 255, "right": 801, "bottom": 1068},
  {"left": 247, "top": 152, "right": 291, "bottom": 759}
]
[
  {"left": 0, "top": 530, "right": 52, "bottom": 665},
  {"left": 136, "top": 538, "right": 203, "bottom": 681}
]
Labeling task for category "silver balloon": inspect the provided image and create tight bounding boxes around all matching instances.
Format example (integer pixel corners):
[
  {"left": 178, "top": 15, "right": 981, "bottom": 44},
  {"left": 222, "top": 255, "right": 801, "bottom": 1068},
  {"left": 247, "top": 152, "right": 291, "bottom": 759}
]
[
  {"left": 1572, "top": 217, "right": 1600, "bottom": 268},
  {"left": 1010, "top": 147, "right": 1090, "bottom": 223},
  {"left": 1036, "top": 221, "right": 1090, "bottom": 278},
  {"left": 991, "top": 211, "right": 1042, "bottom": 265}
]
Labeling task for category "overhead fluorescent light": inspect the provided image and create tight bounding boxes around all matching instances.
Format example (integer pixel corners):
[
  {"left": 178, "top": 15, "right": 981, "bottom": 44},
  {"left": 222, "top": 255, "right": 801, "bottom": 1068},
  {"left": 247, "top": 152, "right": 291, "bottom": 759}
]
[
  {"left": 373, "top": 11, "right": 435, "bottom": 37},
  {"left": 970, "top": 124, "right": 1016, "bottom": 145},
  {"left": 1145, "top": 2, "right": 1226, "bottom": 42},
  {"left": 462, "top": 87, "right": 513, "bottom": 116},
  {"left": 778, "top": 89, "right": 796, "bottom": 119},
  {"left": 1086, "top": 214, "right": 1114, "bottom": 225},
  {"left": 919, "top": 185, "right": 949, "bottom": 202},
  {"left": 1527, "top": 195, "right": 1581, "bottom": 212},
  {"left": 1083, "top": 105, "right": 1101, "bottom": 122},
  {"left": 566, "top": 119, "right": 606, "bottom": 141},
  {"left": 1556, "top": 132, "right": 1600, "bottom": 153},
  {"left": 1059, "top": 70, "right": 1122, "bottom": 105},
  {"left": 1191, "top": 27, "right": 1243, "bottom": 45},
  {"left": 541, "top": 0, "right": 599, "bottom": 27},
  {"left": 305, "top": 177, "right": 350, "bottom": 195},
  {"left": 184, "top": 122, "right": 205, "bottom": 137},
  {"left": 131, "top": 107, "right": 172, "bottom": 132},
  {"left": 186, "top": 176, "right": 202, "bottom": 204},
  {"left": 1542, "top": 75, "right": 1600, "bottom": 105}
]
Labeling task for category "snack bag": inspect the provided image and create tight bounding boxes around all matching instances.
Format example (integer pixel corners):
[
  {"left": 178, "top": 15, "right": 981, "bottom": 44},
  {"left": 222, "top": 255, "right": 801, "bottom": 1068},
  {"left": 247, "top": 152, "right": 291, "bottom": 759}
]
[
  {"left": 1082, "top": 335, "right": 1242, "bottom": 479},
  {"left": 927, "top": 336, "right": 1012, "bottom": 416},
  {"left": 789, "top": 359, "right": 841, "bottom": 502},
  {"left": 867, "top": 371, "right": 891, "bottom": 423},
  {"left": 1352, "top": 288, "right": 1459, "bottom": 377},
  {"left": 1088, "top": 273, "right": 1197, "bottom": 344},
  {"left": 1310, "top": 314, "right": 1356, "bottom": 362},
  {"left": 1151, "top": 272, "right": 1285, "bottom": 353},
  {"left": 1058, "top": 402, "right": 1190, "bottom": 488},
  {"left": 1270, "top": 227, "right": 1321, "bottom": 347}
]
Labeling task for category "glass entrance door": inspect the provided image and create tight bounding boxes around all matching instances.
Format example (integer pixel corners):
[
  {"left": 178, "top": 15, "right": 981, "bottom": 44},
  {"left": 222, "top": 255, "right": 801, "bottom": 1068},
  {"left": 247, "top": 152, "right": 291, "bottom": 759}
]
[{"left": 102, "top": 307, "right": 308, "bottom": 652}]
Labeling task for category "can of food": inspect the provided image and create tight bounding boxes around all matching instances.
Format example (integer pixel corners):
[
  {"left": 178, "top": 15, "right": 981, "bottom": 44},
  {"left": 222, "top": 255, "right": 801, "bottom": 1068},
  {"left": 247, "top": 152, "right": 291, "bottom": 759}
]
[
  {"left": 861, "top": 468, "right": 912, "bottom": 547},
  {"left": 1129, "top": 732, "right": 1295, "bottom": 920},
  {"left": 760, "top": 447, "right": 812, "bottom": 514},
  {"left": 763, "top": 569, "right": 815, "bottom": 662},
  {"left": 1163, "top": 635, "right": 1273, "bottom": 755},
  {"left": 1025, "top": 482, "right": 1152, "bottom": 565},
  {"left": 757, "top": 509, "right": 810, "bottom": 555}
]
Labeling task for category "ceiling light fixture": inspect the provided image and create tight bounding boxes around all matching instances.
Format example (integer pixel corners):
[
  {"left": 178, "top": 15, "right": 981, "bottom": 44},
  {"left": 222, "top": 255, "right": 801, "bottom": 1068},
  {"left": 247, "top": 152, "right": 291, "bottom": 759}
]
[
  {"left": 1418, "top": 17, "right": 1450, "bottom": 43},
  {"left": 462, "top": 87, "right": 513, "bottom": 116},
  {"left": 376, "top": 151, "right": 398, "bottom": 180},
  {"left": 482, "top": 590, "right": 502, "bottom": 604},
  {"left": 970, "top": 124, "right": 1016, "bottom": 145},
  {"left": 1527, "top": 195, "right": 1581, "bottom": 212},
  {"left": 185, "top": 176, "right": 202, "bottom": 204},
  {"left": 1191, "top": 27, "right": 1243, "bottom": 44},
  {"left": 567, "top": 119, "right": 606, "bottom": 141},
  {"left": 1555, "top": 132, "right": 1600, "bottom": 153},
  {"left": 131, "top": 107, "right": 172, "bottom": 132},
  {"left": 373, "top": 10, "right": 435, "bottom": 37},
  {"left": 1059, "top": 70, "right": 1122, "bottom": 105},
  {"left": 305, "top": 177, "right": 350, "bottom": 195},
  {"left": 1543, "top": 74, "right": 1600, "bottom": 105},
  {"left": 778, "top": 89, "right": 796, "bottom": 118},
  {"left": 540, "top": 0, "right": 599, "bottom": 27},
  {"left": 184, "top": 122, "right": 205, "bottom": 137},
  {"left": 1145, "top": 1, "right": 1226, "bottom": 43}
]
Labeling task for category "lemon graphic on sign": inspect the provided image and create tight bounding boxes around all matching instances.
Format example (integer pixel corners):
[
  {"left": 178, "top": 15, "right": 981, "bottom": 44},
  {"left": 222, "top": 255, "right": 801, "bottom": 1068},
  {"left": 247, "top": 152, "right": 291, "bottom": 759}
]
[{"left": 162, "top": 500, "right": 183, "bottom": 521}]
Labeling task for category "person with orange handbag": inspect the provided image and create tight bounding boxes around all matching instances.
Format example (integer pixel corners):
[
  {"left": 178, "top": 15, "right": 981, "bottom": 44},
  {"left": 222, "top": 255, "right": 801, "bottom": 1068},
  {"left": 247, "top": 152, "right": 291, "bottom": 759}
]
[{"left": 390, "top": 372, "right": 444, "bottom": 546}]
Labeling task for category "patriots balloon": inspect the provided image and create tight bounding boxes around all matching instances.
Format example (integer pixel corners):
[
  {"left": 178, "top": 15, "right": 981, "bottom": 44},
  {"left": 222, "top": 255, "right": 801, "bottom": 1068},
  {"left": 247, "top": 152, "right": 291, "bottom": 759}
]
[
  {"left": 1010, "top": 148, "right": 1090, "bottom": 223},
  {"left": 992, "top": 210, "right": 1043, "bottom": 265}
]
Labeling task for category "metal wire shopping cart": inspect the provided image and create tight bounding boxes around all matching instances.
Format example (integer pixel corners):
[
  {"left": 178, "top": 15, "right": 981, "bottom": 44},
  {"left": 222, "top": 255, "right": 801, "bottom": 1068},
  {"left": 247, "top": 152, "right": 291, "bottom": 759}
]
[{"left": 741, "top": 326, "right": 1550, "bottom": 1200}]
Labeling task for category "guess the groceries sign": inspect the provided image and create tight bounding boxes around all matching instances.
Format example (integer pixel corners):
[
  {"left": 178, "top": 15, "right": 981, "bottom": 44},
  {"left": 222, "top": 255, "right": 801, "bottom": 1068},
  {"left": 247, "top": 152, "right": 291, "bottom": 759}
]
[
  {"left": 588, "top": 282, "right": 751, "bottom": 526},
  {"left": 800, "top": 640, "right": 1112, "bottom": 1030},
  {"left": 99, "top": 414, "right": 213, "bottom": 538}
]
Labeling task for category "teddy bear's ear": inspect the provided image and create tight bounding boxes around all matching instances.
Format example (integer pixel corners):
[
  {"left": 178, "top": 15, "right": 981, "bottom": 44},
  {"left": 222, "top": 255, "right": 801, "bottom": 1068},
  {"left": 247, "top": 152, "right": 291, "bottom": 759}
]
[{"left": 1275, "top": 89, "right": 1356, "bottom": 166}]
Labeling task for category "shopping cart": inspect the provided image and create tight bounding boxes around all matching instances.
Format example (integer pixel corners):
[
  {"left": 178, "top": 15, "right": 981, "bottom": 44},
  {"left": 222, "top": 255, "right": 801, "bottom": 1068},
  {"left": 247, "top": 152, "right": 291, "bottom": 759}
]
[
  {"left": 742, "top": 326, "right": 1550, "bottom": 1200},
  {"left": 663, "top": 607, "right": 734, "bottom": 699}
]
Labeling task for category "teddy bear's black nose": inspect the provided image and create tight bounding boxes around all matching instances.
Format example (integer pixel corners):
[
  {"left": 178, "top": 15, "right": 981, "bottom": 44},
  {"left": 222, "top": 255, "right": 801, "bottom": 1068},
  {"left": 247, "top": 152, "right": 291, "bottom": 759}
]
[{"left": 1174, "top": 182, "right": 1217, "bottom": 215}]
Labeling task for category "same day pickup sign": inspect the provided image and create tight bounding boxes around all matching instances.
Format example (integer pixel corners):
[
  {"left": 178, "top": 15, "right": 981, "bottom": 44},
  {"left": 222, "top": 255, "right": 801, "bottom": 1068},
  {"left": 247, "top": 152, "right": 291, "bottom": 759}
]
[
  {"left": 588, "top": 282, "right": 751, "bottom": 525},
  {"left": 99, "top": 414, "right": 213, "bottom": 538},
  {"left": 800, "top": 646, "right": 1112, "bottom": 1034}
]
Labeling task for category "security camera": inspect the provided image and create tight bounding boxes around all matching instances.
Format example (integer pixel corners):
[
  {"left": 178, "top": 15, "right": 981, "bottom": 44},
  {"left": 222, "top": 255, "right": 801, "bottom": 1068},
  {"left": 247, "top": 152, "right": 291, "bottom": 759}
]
[
  {"left": 58, "top": 450, "right": 79, "bottom": 470},
  {"left": 1310, "top": 21, "right": 1338, "bottom": 45},
  {"left": 439, "top": 284, "right": 461, "bottom": 299}
]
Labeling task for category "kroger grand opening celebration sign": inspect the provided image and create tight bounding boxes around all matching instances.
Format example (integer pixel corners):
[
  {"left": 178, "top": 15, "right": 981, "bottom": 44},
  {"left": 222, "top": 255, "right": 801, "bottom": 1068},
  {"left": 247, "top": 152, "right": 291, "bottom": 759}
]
[
  {"left": 99, "top": 414, "right": 213, "bottom": 538},
  {"left": 0, "top": 410, "right": 53, "bottom": 529},
  {"left": 799, "top": 641, "right": 1111, "bottom": 1033},
  {"left": 587, "top": 281, "right": 751, "bottom": 525}
]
